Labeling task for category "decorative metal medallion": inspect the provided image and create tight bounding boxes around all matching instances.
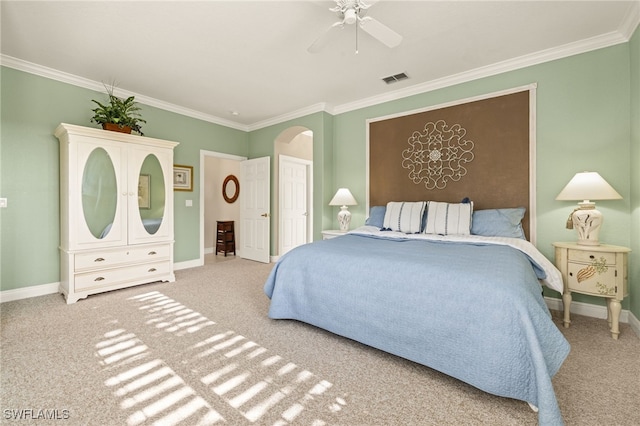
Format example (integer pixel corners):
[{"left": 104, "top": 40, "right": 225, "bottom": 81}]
[{"left": 401, "top": 120, "right": 475, "bottom": 189}]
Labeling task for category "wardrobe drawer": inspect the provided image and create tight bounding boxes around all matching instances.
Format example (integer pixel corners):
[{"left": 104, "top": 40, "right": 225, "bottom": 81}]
[
  {"left": 75, "top": 244, "right": 171, "bottom": 270},
  {"left": 127, "top": 244, "right": 172, "bottom": 262},
  {"left": 74, "top": 261, "right": 172, "bottom": 291}
]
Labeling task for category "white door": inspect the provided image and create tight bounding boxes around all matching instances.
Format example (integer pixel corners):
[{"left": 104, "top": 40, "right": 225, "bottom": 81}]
[
  {"left": 239, "top": 157, "right": 270, "bottom": 263},
  {"left": 279, "top": 155, "right": 311, "bottom": 256}
]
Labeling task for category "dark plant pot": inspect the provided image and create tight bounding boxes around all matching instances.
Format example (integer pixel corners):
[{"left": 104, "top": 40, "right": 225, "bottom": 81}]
[{"left": 102, "top": 123, "right": 132, "bottom": 134}]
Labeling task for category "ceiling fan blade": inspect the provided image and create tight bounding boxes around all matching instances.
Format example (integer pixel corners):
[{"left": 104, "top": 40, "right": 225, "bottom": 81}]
[
  {"left": 359, "top": 16, "right": 402, "bottom": 48},
  {"left": 307, "top": 21, "right": 343, "bottom": 54}
]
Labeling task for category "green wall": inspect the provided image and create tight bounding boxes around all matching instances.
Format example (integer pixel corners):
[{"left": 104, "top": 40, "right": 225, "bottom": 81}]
[
  {"left": 1, "top": 35, "right": 637, "bottom": 322},
  {"left": 630, "top": 25, "right": 640, "bottom": 319},
  {"left": 0, "top": 67, "right": 248, "bottom": 290}
]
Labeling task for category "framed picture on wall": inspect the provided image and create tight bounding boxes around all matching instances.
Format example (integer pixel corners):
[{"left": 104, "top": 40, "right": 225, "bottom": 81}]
[{"left": 173, "top": 165, "right": 193, "bottom": 191}]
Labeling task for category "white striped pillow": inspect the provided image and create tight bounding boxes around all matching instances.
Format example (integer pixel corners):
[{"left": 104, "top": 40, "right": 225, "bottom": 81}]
[
  {"left": 424, "top": 201, "right": 474, "bottom": 235},
  {"left": 383, "top": 201, "right": 427, "bottom": 234}
]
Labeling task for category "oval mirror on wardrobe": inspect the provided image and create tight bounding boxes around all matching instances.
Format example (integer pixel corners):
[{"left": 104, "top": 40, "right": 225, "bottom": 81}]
[
  {"left": 82, "top": 147, "right": 117, "bottom": 239},
  {"left": 137, "top": 153, "right": 165, "bottom": 235}
]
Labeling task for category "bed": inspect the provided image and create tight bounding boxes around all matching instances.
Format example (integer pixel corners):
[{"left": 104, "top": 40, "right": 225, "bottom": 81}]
[
  {"left": 264, "top": 88, "right": 570, "bottom": 425},
  {"left": 264, "top": 220, "right": 569, "bottom": 425}
]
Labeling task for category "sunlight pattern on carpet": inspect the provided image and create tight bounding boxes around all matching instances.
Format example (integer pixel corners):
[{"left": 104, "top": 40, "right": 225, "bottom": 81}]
[{"left": 94, "top": 291, "right": 347, "bottom": 425}]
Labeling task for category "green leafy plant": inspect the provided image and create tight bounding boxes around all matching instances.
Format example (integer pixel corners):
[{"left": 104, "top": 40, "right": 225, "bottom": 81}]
[{"left": 91, "top": 84, "right": 146, "bottom": 135}]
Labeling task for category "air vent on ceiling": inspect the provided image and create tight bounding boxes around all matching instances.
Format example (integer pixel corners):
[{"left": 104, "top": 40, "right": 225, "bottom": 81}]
[{"left": 382, "top": 72, "right": 409, "bottom": 84}]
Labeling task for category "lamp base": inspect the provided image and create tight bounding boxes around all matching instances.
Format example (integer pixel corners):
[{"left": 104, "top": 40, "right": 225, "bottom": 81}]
[
  {"left": 572, "top": 203, "right": 602, "bottom": 246},
  {"left": 337, "top": 206, "right": 352, "bottom": 232}
]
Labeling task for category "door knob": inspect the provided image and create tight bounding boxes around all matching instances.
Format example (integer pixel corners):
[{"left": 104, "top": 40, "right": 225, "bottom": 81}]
[{"left": 261, "top": 213, "right": 269, "bottom": 217}]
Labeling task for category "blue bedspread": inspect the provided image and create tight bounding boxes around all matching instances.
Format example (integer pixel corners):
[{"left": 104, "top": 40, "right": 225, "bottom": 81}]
[{"left": 264, "top": 233, "right": 570, "bottom": 425}]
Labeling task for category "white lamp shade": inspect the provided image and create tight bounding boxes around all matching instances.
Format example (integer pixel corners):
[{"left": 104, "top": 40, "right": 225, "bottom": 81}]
[
  {"left": 329, "top": 188, "right": 358, "bottom": 206},
  {"left": 556, "top": 171, "right": 621, "bottom": 246},
  {"left": 556, "top": 172, "right": 622, "bottom": 201},
  {"left": 329, "top": 188, "right": 357, "bottom": 232}
]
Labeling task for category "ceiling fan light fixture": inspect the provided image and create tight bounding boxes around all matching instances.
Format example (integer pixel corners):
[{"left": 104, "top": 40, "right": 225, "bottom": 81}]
[{"left": 344, "top": 8, "right": 357, "bottom": 25}]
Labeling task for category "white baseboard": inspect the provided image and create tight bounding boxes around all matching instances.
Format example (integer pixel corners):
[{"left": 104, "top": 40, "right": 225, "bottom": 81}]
[
  {"left": 545, "top": 296, "right": 640, "bottom": 338},
  {"left": 0, "top": 282, "right": 60, "bottom": 303},
  {"left": 174, "top": 259, "right": 203, "bottom": 270},
  {"left": 630, "top": 313, "right": 640, "bottom": 337}
]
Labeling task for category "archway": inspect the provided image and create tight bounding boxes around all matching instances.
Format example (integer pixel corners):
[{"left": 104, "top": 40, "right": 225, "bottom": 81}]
[{"left": 274, "top": 127, "right": 313, "bottom": 256}]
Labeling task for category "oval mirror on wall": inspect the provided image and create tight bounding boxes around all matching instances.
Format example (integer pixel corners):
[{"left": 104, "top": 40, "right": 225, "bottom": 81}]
[
  {"left": 82, "top": 147, "right": 117, "bottom": 239},
  {"left": 138, "top": 154, "right": 165, "bottom": 235},
  {"left": 223, "top": 175, "right": 239, "bottom": 203}
]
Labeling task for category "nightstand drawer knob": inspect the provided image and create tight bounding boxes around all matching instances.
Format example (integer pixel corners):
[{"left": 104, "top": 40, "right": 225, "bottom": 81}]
[{"left": 589, "top": 255, "right": 595, "bottom": 259}]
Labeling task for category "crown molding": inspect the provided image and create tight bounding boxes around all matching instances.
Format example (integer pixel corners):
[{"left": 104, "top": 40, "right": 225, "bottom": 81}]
[
  {"left": 332, "top": 28, "right": 634, "bottom": 116},
  {"left": 246, "top": 103, "right": 331, "bottom": 132},
  {"left": 619, "top": 1, "right": 640, "bottom": 39},
  {"left": 0, "top": 55, "right": 250, "bottom": 132},
  {"left": 3, "top": 9, "right": 638, "bottom": 133}
]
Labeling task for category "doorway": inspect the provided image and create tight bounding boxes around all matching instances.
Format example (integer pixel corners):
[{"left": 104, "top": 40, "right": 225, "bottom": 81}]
[
  {"left": 199, "top": 150, "right": 246, "bottom": 266},
  {"left": 279, "top": 155, "right": 312, "bottom": 256},
  {"left": 199, "top": 127, "right": 312, "bottom": 265},
  {"left": 275, "top": 128, "right": 313, "bottom": 257}
]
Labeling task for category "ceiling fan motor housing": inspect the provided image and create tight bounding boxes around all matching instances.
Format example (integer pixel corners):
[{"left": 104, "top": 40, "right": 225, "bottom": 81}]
[{"left": 344, "top": 8, "right": 357, "bottom": 24}]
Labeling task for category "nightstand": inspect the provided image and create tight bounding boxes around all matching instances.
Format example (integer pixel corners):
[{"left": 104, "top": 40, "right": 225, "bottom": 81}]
[
  {"left": 322, "top": 230, "right": 347, "bottom": 240},
  {"left": 553, "top": 242, "right": 630, "bottom": 339}
]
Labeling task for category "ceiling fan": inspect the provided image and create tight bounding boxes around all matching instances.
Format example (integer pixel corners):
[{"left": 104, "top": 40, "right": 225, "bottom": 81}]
[{"left": 308, "top": 0, "right": 403, "bottom": 54}]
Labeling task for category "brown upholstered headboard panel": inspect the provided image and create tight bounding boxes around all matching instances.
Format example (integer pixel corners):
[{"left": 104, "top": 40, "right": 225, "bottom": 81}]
[{"left": 367, "top": 87, "right": 535, "bottom": 240}]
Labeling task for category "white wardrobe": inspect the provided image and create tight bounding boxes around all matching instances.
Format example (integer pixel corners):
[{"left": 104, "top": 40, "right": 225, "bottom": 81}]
[{"left": 55, "top": 123, "right": 179, "bottom": 303}]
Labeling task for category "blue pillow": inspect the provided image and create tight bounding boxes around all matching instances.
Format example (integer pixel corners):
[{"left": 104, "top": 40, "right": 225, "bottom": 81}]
[
  {"left": 471, "top": 207, "right": 526, "bottom": 239},
  {"left": 365, "top": 206, "right": 386, "bottom": 229}
]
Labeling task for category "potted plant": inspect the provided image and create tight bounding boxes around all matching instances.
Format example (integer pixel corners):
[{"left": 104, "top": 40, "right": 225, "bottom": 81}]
[{"left": 91, "top": 84, "right": 146, "bottom": 135}]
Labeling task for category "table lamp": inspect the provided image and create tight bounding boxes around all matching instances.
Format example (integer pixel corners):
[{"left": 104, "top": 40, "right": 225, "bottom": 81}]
[
  {"left": 329, "top": 188, "right": 357, "bottom": 232},
  {"left": 555, "top": 171, "right": 622, "bottom": 245}
]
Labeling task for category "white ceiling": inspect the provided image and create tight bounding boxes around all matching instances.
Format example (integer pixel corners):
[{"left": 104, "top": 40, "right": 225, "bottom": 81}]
[{"left": 1, "top": 1, "right": 638, "bottom": 131}]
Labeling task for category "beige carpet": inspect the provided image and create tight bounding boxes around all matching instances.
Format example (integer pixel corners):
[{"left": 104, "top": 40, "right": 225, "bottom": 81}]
[{"left": 1, "top": 255, "right": 639, "bottom": 425}]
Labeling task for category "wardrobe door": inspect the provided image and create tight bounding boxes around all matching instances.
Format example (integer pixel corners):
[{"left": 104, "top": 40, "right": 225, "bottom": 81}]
[
  {"left": 128, "top": 145, "right": 173, "bottom": 244},
  {"left": 74, "top": 140, "right": 127, "bottom": 249}
]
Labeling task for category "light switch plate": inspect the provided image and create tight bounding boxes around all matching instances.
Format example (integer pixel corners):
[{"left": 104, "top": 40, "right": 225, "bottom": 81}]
[
  {"left": 185, "top": 200, "right": 193, "bottom": 207},
  {"left": 0, "top": 198, "right": 7, "bottom": 208}
]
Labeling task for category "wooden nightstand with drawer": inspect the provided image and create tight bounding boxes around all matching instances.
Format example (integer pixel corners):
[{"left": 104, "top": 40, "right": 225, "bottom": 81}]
[{"left": 553, "top": 242, "right": 630, "bottom": 339}]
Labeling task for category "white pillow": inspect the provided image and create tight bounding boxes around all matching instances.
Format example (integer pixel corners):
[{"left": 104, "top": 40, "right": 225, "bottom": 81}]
[
  {"left": 424, "top": 201, "right": 474, "bottom": 235},
  {"left": 383, "top": 201, "right": 426, "bottom": 234}
]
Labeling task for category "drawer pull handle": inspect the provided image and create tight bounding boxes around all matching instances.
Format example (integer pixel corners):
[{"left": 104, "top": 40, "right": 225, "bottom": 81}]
[
  {"left": 148, "top": 268, "right": 157, "bottom": 272},
  {"left": 148, "top": 251, "right": 157, "bottom": 255},
  {"left": 589, "top": 255, "right": 595, "bottom": 259},
  {"left": 94, "top": 258, "right": 105, "bottom": 262},
  {"left": 94, "top": 277, "right": 105, "bottom": 282}
]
